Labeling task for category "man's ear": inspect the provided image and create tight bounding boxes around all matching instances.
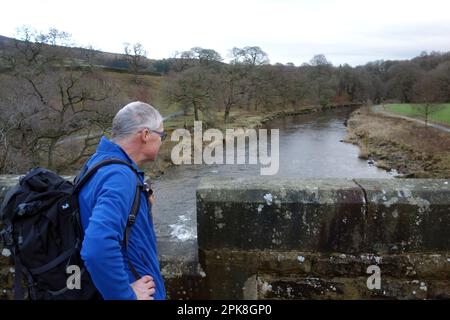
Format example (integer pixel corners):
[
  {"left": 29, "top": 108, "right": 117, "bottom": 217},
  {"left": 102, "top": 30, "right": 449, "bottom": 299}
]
[{"left": 140, "top": 129, "right": 149, "bottom": 143}]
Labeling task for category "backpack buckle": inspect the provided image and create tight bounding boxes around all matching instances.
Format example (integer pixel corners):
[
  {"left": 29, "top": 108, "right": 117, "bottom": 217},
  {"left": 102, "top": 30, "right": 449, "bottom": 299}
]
[
  {"left": 15, "top": 201, "right": 41, "bottom": 216},
  {"left": 16, "top": 203, "right": 28, "bottom": 216},
  {"left": 143, "top": 183, "right": 153, "bottom": 196},
  {"left": 128, "top": 214, "right": 136, "bottom": 224}
]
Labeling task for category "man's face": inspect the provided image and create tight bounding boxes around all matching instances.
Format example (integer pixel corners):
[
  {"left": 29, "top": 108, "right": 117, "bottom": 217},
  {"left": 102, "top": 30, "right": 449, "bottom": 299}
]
[{"left": 142, "top": 123, "right": 164, "bottom": 162}]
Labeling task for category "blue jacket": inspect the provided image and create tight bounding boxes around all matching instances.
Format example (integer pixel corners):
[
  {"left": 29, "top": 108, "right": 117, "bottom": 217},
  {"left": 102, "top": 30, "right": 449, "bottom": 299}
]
[{"left": 78, "top": 136, "right": 166, "bottom": 300}]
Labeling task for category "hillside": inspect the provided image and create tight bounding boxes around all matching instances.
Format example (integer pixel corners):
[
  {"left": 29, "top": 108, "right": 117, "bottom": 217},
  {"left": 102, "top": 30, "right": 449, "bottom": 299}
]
[{"left": 0, "top": 34, "right": 159, "bottom": 74}]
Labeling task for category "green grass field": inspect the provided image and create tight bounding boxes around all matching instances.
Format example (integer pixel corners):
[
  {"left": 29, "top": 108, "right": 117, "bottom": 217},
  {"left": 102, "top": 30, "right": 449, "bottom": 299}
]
[{"left": 384, "top": 103, "right": 450, "bottom": 125}]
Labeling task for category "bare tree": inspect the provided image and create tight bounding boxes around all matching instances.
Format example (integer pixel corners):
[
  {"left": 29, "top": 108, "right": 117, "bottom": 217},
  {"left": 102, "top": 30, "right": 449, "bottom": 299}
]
[
  {"left": 0, "top": 26, "right": 117, "bottom": 173},
  {"left": 216, "top": 64, "right": 246, "bottom": 121},
  {"left": 231, "top": 46, "right": 269, "bottom": 66},
  {"left": 163, "top": 65, "right": 217, "bottom": 122},
  {"left": 124, "top": 42, "right": 148, "bottom": 83},
  {"left": 46, "top": 28, "right": 72, "bottom": 46},
  {"left": 229, "top": 46, "right": 271, "bottom": 111},
  {"left": 168, "top": 47, "right": 222, "bottom": 73},
  {"left": 309, "top": 54, "right": 331, "bottom": 67},
  {"left": 191, "top": 47, "right": 223, "bottom": 66},
  {"left": 168, "top": 50, "right": 196, "bottom": 72},
  {"left": 413, "top": 72, "right": 445, "bottom": 127},
  {"left": 305, "top": 55, "right": 337, "bottom": 107}
]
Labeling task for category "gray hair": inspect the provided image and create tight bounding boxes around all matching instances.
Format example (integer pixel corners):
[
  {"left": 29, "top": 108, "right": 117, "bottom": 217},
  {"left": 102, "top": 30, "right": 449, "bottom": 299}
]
[{"left": 111, "top": 101, "right": 163, "bottom": 141}]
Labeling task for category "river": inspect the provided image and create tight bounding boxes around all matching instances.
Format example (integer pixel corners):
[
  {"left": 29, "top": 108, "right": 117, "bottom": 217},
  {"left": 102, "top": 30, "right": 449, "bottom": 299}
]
[{"left": 151, "top": 107, "right": 395, "bottom": 257}]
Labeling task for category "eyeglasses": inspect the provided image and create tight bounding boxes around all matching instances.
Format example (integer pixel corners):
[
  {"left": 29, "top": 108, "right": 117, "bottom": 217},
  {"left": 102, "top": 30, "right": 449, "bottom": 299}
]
[
  {"left": 138, "top": 127, "right": 167, "bottom": 141},
  {"left": 149, "top": 129, "right": 167, "bottom": 141}
]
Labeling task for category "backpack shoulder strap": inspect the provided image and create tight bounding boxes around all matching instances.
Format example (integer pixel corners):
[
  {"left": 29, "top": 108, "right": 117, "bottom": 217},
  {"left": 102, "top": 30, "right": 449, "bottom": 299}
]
[
  {"left": 73, "top": 158, "right": 141, "bottom": 194},
  {"left": 123, "top": 180, "right": 143, "bottom": 281},
  {"left": 73, "top": 158, "right": 143, "bottom": 280}
]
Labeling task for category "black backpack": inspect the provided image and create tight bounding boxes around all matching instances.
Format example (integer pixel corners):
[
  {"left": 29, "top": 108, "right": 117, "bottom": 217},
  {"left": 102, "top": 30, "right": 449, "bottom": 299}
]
[{"left": 0, "top": 158, "right": 147, "bottom": 300}]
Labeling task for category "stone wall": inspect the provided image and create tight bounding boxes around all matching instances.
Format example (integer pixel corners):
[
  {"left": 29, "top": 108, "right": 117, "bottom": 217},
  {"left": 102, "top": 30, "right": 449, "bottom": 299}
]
[
  {"left": 1, "top": 175, "right": 449, "bottom": 299},
  {"left": 196, "top": 177, "right": 450, "bottom": 299}
]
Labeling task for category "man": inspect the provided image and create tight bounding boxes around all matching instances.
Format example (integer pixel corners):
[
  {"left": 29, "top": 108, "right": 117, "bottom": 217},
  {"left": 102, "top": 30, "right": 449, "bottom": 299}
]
[{"left": 78, "top": 101, "right": 166, "bottom": 300}]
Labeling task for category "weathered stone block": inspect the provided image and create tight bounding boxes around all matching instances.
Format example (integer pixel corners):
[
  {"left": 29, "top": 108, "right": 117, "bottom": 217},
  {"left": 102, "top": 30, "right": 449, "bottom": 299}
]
[
  {"left": 197, "top": 177, "right": 367, "bottom": 253},
  {"left": 355, "top": 179, "right": 450, "bottom": 252}
]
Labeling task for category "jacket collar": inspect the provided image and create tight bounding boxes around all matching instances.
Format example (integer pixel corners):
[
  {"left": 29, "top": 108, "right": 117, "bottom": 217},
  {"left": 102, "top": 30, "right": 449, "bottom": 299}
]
[{"left": 96, "top": 136, "right": 144, "bottom": 175}]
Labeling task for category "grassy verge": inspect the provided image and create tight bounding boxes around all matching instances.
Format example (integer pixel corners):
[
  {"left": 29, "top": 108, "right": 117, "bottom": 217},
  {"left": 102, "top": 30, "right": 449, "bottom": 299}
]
[
  {"left": 345, "top": 106, "right": 450, "bottom": 178},
  {"left": 384, "top": 103, "right": 450, "bottom": 126}
]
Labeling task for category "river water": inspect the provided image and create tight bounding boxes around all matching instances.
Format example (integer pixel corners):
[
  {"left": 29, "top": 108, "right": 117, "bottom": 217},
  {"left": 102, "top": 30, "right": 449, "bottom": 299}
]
[{"left": 152, "top": 107, "right": 395, "bottom": 251}]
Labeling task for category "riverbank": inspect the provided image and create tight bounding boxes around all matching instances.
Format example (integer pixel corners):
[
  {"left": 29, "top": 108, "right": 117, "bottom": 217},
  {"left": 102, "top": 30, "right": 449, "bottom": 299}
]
[
  {"left": 345, "top": 106, "right": 450, "bottom": 178},
  {"left": 144, "top": 103, "right": 362, "bottom": 178}
]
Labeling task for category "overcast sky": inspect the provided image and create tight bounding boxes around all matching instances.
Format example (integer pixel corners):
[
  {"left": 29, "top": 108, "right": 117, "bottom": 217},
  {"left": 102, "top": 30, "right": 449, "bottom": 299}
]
[{"left": 1, "top": 0, "right": 450, "bottom": 66}]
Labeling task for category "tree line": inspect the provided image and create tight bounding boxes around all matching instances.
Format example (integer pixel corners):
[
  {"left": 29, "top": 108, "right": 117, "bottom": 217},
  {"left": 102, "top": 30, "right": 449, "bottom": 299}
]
[
  {"left": 158, "top": 47, "right": 450, "bottom": 122},
  {"left": 0, "top": 26, "right": 449, "bottom": 174}
]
